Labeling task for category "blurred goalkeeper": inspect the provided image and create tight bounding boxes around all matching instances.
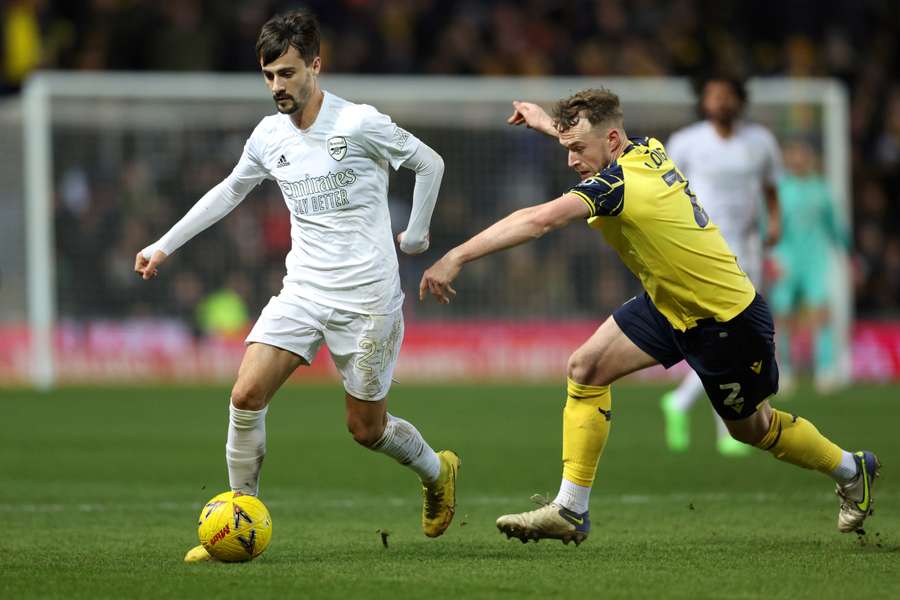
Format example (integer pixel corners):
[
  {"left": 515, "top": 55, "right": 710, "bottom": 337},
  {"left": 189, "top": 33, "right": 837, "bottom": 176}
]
[
  {"left": 135, "top": 9, "right": 458, "bottom": 562},
  {"left": 420, "top": 89, "right": 878, "bottom": 546},
  {"left": 770, "top": 138, "right": 849, "bottom": 392}
]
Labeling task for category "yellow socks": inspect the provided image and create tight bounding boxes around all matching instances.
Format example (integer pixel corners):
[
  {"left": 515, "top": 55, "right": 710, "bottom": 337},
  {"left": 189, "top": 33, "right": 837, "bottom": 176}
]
[
  {"left": 755, "top": 409, "right": 844, "bottom": 474},
  {"left": 562, "top": 378, "right": 612, "bottom": 487}
]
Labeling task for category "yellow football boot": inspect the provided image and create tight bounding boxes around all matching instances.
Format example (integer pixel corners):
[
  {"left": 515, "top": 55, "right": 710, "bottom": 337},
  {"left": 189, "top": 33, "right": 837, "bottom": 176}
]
[
  {"left": 422, "top": 450, "right": 460, "bottom": 537},
  {"left": 183, "top": 544, "right": 213, "bottom": 563}
]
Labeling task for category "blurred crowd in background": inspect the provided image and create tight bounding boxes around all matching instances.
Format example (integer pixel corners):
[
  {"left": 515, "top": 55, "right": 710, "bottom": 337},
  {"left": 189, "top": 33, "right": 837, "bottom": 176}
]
[
  {"left": 3, "top": 0, "right": 899, "bottom": 330},
  {"left": 50, "top": 117, "right": 609, "bottom": 330}
]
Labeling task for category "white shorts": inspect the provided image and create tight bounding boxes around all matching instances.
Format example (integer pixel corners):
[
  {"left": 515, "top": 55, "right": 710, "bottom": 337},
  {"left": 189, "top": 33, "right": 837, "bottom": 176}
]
[{"left": 245, "top": 292, "right": 404, "bottom": 401}]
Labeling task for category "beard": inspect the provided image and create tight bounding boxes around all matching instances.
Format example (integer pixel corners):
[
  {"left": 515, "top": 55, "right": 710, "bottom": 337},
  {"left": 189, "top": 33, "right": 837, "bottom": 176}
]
[
  {"left": 273, "top": 77, "right": 314, "bottom": 115},
  {"left": 274, "top": 95, "right": 300, "bottom": 114}
]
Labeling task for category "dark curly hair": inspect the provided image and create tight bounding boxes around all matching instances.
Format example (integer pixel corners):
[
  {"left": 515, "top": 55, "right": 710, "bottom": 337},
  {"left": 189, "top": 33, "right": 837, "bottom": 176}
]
[
  {"left": 553, "top": 88, "right": 624, "bottom": 132},
  {"left": 696, "top": 75, "right": 748, "bottom": 105},
  {"left": 256, "top": 9, "right": 320, "bottom": 66}
]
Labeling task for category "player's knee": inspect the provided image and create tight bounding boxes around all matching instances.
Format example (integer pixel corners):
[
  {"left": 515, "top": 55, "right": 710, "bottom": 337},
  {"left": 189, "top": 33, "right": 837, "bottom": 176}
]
[
  {"left": 347, "top": 417, "right": 384, "bottom": 448},
  {"left": 567, "top": 351, "right": 610, "bottom": 386},
  {"left": 231, "top": 382, "right": 268, "bottom": 411}
]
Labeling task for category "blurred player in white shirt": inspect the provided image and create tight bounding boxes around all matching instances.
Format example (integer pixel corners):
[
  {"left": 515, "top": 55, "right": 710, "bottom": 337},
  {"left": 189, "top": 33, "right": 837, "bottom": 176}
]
[
  {"left": 660, "top": 77, "right": 783, "bottom": 457},
  {"left": 134, "top": 10, "right": 459, "bottom": 561}
]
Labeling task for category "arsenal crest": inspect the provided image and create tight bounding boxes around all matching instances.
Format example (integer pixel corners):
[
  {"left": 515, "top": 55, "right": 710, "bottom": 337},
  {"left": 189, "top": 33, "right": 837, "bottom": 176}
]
[{"left": 327, "top": 136, "right": 347, "bottom": 161}]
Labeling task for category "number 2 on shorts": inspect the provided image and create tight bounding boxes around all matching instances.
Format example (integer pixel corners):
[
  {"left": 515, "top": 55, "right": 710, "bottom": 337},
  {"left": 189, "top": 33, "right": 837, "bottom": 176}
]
[{"left": 719, "top": 382, "right": 744, "bottom": 414}]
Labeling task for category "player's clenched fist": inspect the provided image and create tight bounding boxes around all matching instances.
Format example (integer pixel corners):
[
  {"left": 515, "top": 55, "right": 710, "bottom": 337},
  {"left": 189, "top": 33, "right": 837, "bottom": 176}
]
[
  {"left": 134, "top": 248, "right": 169, "bottom": 280},
  {"left": 397, "top": 230, "right": 430, "bottom": 255},
  {"left": 419, "top": 254, "right": 461, "bottom": 304}
]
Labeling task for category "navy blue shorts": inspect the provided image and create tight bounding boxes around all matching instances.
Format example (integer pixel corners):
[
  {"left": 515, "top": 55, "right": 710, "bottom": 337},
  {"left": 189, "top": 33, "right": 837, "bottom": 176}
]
[{"left": 613, "top": 293, "right": 779, "bottom": 420}]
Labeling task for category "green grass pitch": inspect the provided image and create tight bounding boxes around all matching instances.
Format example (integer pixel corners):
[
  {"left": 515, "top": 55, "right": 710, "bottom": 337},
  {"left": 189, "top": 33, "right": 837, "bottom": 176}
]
[{"left": 2, "top": 382, "right": 898, "bottom": 599}]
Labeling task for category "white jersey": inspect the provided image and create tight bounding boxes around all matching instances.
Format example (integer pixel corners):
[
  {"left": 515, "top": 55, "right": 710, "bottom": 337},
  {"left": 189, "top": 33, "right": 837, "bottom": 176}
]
[
  {"left": 236, "top": 91, "right": 421, "bottom": 314},
  {"left": 666, "top": 120, "right": 782, "bottom": 284}
]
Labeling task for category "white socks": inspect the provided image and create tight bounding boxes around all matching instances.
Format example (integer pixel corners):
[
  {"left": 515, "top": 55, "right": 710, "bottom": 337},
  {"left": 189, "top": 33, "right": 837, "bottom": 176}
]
[
  {"left": 226, "top": 404, "right": 268, "bottom": 495},
  {"left": 832, "top": 450, "right": 859, "bottom": 484},
  {"left": 670, "top": 371, "right": 705, "bottom": 411},
  {"left": 554, "top": 478, "right": 591, "bottom": 514},
  {"left": 371, "top": 414, "right": 441, "bottom": 483}
]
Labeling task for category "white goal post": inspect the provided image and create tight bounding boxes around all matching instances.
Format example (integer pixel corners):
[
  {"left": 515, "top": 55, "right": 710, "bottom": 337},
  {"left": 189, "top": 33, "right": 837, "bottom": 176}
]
[{"left": 21, "top": 72, "right": 851, "bottom": 389}]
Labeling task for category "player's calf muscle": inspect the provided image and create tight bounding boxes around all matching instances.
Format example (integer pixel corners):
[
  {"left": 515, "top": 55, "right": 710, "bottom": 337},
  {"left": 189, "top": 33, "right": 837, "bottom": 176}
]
[
  {"left": 725, "top": 404, "right": 772, "bottom": 445},
  {"left": 345, "top": 394, "right": 388, "bottom": 447},
  {"left": 346, "top": 417, "right": 385, "bottom": 447}
]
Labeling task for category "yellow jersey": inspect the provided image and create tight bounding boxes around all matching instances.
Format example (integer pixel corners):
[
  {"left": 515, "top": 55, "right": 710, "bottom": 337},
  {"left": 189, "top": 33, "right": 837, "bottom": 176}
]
[{"left": 568, "top": 137, "right": 756, "bottom": 331}]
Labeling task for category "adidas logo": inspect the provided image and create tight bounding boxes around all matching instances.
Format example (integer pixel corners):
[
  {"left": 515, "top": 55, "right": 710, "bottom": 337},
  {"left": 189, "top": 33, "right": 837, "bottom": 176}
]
[{"left": 277, "top": 155, "right": 290, "bottom": 168}]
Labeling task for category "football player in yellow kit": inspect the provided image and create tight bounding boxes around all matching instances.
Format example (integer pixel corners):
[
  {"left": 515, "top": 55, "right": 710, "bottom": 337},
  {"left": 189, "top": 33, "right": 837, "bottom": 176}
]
[{"left": 419, "top": 88, "right": 878, "bottom": 545}]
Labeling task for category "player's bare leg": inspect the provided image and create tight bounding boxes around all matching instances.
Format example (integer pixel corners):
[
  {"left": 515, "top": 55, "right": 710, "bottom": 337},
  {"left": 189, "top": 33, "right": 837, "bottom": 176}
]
[
  {"left": 346, "top": 393, "right": 459, "bottom": 538},
  {"left": 186, "top": 343, "right": 304, "bottom": 563},
  {"left": 725, "top": 400, "right": 880, "bottom": 533},
  {"left": 498, "top": 316, "right": 658, "bottom": 545}
]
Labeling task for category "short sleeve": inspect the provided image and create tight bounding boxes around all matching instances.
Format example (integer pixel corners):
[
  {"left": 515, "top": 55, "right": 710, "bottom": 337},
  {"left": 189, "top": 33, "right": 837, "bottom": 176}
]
[
  {"left": 568, "top": 163, "right": 625, "bottom": 218},
  {"left": 353, "top": 106, "right": 421, "bottom": 170}
]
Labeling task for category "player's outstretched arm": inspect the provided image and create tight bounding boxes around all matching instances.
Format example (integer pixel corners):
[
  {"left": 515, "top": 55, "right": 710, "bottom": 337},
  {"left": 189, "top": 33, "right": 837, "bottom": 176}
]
[
  {"left": 419, "top": 193, "right": 589, "bottom": 304},
  {"left": 135, "top": 172, "right": 260, "bottom": 281},
  {"left": 396, "top": 142, "right": 445, "bottom": 255},
  {"left": 507, "top": 101, "right": 557, "bottom": 138}
]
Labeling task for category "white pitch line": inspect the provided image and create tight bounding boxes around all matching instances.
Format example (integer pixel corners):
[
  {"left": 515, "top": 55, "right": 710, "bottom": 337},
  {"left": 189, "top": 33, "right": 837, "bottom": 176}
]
[{"left": 1, "top": 491, "right": 855, "bottom": 514}]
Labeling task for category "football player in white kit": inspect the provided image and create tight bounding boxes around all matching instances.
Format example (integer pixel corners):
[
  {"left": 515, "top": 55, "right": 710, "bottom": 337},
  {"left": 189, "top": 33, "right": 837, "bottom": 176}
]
[
  {"left": 133, "top": 10, "right": 459, "bottom": 560},
  {"left": 660, "top": 77, "right": 784, "bottom": 456}
]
